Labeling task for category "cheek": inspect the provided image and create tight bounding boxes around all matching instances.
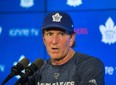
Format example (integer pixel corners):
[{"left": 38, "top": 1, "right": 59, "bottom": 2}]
[
  {"left": 43, "top": 37, "right": 50, "bottom": 45},
  {"left": 44, "top": 40, "right": 51, "bottom": 53},
  {"left": 61, "top": 39, "right": 70, "bottom": 49},
  {"left": 43, "top": 38, "right": 50, "bottom": 50},
  {"left": 44, "top": 40, "right": 51, "bottom": 49}
]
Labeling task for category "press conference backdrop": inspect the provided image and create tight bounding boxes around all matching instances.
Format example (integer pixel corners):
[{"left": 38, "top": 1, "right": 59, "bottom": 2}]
[{"left": 0, "top": 0, "right": 116, "bottom": 85}]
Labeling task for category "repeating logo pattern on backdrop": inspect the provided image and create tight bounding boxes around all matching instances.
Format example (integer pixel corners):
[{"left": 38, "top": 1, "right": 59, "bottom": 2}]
[
  {"left": 9, "top": 28, "right": 39, "bottom": 37},
  {"left": 20, "top": 0, "right": 34, "bottom": 8},
  {"left": 67, "top": 0, "right": 83, "bottom": 7},
  {"left": 0, "top": 64, "right": 5, "bottom": 72},
  {"left": 0, "top": 26, "right": 2, "bottom": 35},
  {"left": 99, "top": 17, "right": 116, "bottom": 45}
]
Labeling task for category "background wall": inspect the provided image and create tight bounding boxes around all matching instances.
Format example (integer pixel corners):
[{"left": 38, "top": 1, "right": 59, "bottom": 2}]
[{"left": 0, "top": 0, "right": 116, "bottom": 85}]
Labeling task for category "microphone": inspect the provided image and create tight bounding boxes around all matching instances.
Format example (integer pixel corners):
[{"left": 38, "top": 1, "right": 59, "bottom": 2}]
[
  {"left": 1, "top": 58, "right": 29, "bottom": 85},
  {"left": 15, "top": 58, "right": 44, "bottom": 85}
]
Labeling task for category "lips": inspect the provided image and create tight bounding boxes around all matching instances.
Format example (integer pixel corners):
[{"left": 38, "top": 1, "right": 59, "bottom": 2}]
[{"left": 51, "top": 48, "right": 59, "bottom": 53}]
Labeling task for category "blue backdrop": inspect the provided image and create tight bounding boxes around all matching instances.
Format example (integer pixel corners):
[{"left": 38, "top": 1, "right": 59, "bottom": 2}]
[{"left": 0, "top": 0, "right": 116, "bottom": 85}]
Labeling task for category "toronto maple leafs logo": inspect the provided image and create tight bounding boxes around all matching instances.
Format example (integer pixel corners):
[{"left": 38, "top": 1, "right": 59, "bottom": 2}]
[
  {"left": 67, "top": 0, "right": 82, "bottom": 7},
  {"left": 99, "top": 17, "right": 116, "bottom": 45},
  {"left": 20, "top": 0, "right": 34, "bottom": 8},
  {"left": 54, "top": 73, "right": 60, "bottom": 79},
  {"left": 52, "top": 13, "right": 62, "bottom": 22}
]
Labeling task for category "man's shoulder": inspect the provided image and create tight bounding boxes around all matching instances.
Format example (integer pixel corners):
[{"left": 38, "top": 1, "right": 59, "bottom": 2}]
[
  {"left": 73, "top": 52, "right": 104, "bottom": 76},
  {"left": 73, "top": 52, "right": 93, "bottom": 64},
  {"left": 73, "top": 52, "right": 104, "bottom": 67}
]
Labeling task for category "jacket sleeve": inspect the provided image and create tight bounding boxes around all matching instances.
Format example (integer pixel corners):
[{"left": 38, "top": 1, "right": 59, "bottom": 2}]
[{"left": 78, "top": 58, "right": 105, "bottom": 85}]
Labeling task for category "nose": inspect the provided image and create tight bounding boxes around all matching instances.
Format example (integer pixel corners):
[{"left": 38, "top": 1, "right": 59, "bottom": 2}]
[{"left": 52, "top": 36, "right": 58, "bottom": 44}]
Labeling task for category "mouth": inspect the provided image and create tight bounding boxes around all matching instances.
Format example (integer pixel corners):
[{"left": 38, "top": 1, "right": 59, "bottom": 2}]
[{"left": 52, "top": 48, "right": 59, "bottom": 52}]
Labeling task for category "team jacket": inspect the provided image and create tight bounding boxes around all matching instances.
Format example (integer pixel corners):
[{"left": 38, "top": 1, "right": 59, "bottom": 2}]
[{"left": 27, "top": 52, "right": 105, "bottom": 85}]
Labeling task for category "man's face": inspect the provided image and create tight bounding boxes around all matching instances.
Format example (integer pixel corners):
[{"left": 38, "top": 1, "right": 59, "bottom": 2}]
[{"left": 43, "top": 29, "right": 75, "bottom": 60}]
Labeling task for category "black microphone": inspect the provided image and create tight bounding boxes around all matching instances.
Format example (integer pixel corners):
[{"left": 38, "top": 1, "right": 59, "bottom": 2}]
[
  {"left": 1, "top": 58, "right": 29, "bottom": 85},
  {"left": 15, "top": 58, "right": 44, "bottom": 85}
]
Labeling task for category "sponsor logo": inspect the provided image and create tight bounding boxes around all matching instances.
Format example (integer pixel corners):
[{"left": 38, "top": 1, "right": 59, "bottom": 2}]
[
  {"left": 20, "top": 0, "right": 34, "bottom": 8},
  {"left": 99, "top": 17, "right": 116, "bottom": 45},
  {"left": 74, "top": 28, "right": 88, "bottom": 35},
  {"left": 105, "top": 66, "right": 116, "bottom": 75},
  {"left": 9, "top": 28, "right": 39, "bottom": 37},
  {"left": 67, "top": 0, "right": 82, "bottom": 7}
]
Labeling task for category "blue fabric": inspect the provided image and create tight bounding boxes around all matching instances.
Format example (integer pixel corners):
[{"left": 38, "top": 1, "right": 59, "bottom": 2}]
[
  {"left": 30, "top": 52, "right": 105, "bottom": 85},
  {"left": 42, "top": 11, "right": 74, "bottom": 33}
]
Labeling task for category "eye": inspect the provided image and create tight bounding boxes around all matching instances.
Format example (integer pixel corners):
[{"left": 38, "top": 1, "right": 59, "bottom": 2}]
[
  {"left": 59, "top": 32, "right": 65, "bottom": 36},
  {"left": 46, "top": 32, "right": 53, "bottom": 36}
]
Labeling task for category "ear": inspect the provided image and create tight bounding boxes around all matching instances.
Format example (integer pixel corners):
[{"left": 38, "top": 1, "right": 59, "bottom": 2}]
[{"left": 70, "top": 34, "right": 76, "bottom": 47}]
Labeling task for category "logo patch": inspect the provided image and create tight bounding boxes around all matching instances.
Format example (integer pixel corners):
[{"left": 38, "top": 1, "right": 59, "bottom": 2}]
[
  {"left": 52, "top": 13, "right": 62, "bottom": 22},
  {"left": 54, "top": 73, "right": 60, "bottom": 79},
  {"left": 99, "top": 17, "right": 116, "bottom": 45}
]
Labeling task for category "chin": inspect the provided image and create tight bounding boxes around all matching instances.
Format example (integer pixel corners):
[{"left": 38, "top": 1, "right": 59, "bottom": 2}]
[{"left": 52, "top": 56, "right": 65, "bottom": 61}]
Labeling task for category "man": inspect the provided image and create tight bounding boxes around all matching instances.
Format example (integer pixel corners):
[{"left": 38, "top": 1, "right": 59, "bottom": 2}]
[{"left": 29, "top": 11, "right": 105, "bottom": 85}]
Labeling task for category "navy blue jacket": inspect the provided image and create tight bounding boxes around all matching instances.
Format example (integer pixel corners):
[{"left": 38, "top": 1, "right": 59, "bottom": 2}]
[{"left": 28, "top": 52, "right": 105, "bottom": 85}]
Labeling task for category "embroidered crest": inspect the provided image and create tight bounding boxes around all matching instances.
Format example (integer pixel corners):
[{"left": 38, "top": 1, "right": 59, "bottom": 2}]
[
  {"left": 99, "top": 17, "right": 116, "bottom": 45},
  {"left": 52, "top": 13, "right": 62, "bottom": 22},
  {"left": 20, "top": 0, "right": 34, "bottom": 8},
  {"left": 54, "top": 73, "right": 60, "bottom": 79}
]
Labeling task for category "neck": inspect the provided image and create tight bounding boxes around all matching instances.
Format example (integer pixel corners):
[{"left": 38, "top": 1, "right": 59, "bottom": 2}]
[{"left": 51, "top": 48, "right": 75, "bottom": 65}]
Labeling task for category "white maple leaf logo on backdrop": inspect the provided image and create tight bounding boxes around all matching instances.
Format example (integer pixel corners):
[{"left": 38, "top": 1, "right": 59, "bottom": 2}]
[
  {"left": 20, "top": 0, "right": 34, "bottom": 8},
  {"left": 99, "top": 17, "right": 116, "bottom": 45},
  {"left": 67, "top": 0, "right": 82, "bottom": 7}
]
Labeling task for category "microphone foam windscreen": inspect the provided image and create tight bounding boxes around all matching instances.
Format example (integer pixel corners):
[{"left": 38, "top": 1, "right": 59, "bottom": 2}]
[
  {"left": 33, "top": 58, "right": 44, "bottom": 69},
  {"left": 19, "top": 58, "right": 30, "bottom": 68}
]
